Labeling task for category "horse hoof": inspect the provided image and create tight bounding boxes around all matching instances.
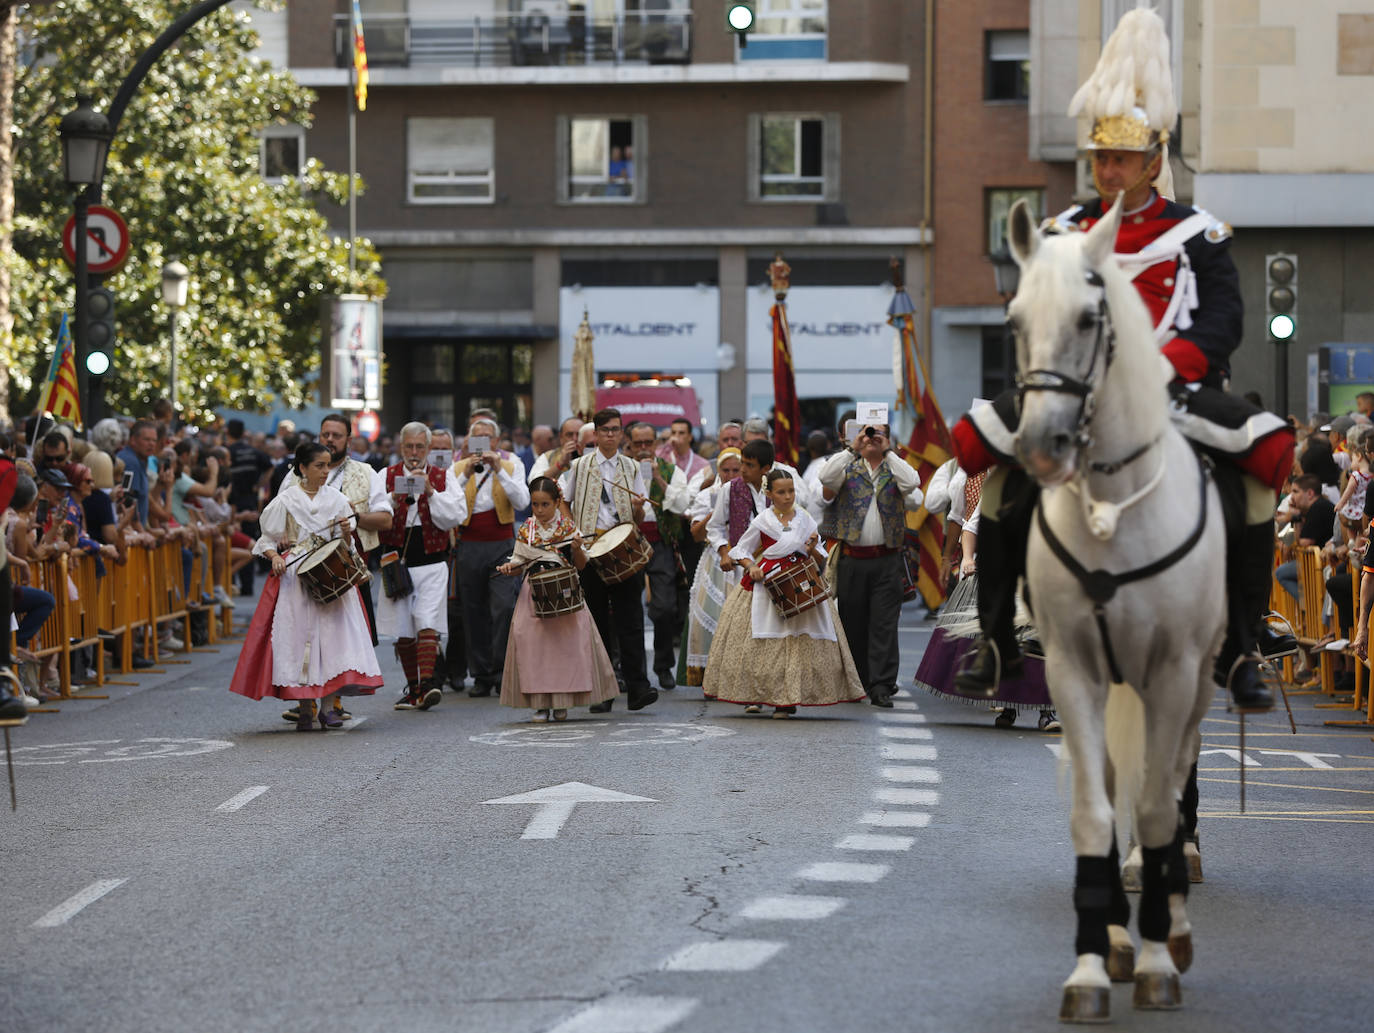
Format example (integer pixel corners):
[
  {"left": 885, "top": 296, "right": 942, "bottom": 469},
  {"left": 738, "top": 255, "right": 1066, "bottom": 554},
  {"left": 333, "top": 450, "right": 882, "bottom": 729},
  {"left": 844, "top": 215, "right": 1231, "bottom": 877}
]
[
  {"left": 1184, "top": 842, "right": 1203, "bottom": 883},
  {"left": 1133, "top": 972, "right": 1182, "bottom": 1010},
  {"left": 1059, "top": 985, "right": 1111, "bottom": 1023},
  {"left": 1168, "top": 932, "right": 1193, "bottom": 974},
  {"left": 1106, "top": 942, "right": 1136, "bottom": 983}
]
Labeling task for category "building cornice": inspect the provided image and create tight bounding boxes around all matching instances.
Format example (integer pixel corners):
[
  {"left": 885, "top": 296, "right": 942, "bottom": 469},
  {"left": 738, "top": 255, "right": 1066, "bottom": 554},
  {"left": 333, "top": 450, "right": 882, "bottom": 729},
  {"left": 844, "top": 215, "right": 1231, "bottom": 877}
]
[
  {"left": 362, "top": 226, "right": 931, "bottom": 248},
  {"left": 294, "top": 61, "right": 909, "bottom": 89}
]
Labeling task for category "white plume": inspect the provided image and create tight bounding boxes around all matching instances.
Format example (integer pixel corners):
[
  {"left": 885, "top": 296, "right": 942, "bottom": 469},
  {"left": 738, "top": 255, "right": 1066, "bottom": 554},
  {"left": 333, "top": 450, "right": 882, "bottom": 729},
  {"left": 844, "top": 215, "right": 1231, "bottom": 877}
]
[{"left": 1067, "top": 6, "right": 1176, "bottom": 131}]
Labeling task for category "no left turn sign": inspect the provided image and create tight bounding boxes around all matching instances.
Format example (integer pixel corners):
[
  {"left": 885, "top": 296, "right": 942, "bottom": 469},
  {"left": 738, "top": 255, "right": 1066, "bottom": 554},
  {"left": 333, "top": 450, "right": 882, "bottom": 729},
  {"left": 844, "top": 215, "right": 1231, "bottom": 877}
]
[{"left": 61, "top": 205, "right": 130, "bottom": 275}]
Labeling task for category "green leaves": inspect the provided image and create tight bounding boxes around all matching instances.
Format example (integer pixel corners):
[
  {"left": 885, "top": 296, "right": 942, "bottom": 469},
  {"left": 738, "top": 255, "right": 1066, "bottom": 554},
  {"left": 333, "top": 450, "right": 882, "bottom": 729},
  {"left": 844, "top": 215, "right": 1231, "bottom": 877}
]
[{"left": 9, "top": 0, "right": 384, "bottom": 419}]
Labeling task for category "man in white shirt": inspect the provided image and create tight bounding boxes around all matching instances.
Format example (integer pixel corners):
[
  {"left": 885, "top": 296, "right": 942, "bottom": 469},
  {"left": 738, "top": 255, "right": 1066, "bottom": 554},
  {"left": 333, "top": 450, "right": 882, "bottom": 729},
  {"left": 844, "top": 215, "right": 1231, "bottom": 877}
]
[
  {"left": 453, "top": 417, "right": 531, "bottom": 698},
  {"left": 628, "top": 422, "right": 693, "bottom": 689},
  {"left": 560, "top": 408, "right": 657, "bottom": 712},
  {"left": 527, "top": 416, "right": 585, "bottom": 484},
  {"left": 818, "top": 422, "right": 924, "bottom": 707},
  {"left": 741, "top": 417, "right": 813, "bottom": 514}
]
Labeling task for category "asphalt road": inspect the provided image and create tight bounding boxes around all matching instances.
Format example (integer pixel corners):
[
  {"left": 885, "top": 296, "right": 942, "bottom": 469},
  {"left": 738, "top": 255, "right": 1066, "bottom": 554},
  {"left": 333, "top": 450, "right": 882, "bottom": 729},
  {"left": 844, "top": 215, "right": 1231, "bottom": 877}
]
[{"left": 2, "top": 601, "right": 1370, "bottom": 1033}]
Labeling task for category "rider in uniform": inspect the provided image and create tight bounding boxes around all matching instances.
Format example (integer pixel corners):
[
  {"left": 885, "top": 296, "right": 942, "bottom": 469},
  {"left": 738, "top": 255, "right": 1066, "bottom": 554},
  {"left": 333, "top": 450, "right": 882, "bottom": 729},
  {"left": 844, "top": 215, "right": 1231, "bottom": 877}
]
[{"left": 950, "top": 7, "right": 1295, "bottom": 712}]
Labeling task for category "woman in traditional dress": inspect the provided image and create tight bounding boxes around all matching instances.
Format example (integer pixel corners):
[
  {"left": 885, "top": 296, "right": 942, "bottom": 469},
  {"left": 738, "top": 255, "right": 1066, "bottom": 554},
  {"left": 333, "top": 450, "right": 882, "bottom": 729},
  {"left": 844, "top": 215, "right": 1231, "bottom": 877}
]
[
  {"left": 496, "top": 477, "right": 617, "bottom": 721},
  {"left": 912, "top": 472, "right": 1060, "bottom": 731},
  {"left": 229, "top": 441, "right": 383, "bottom": 730},
  {"left": 678, "top": 447, "right": 744, "bottom": 687},
  {"left": 703, "top": 467, "right": 864, "bottom": 717}
]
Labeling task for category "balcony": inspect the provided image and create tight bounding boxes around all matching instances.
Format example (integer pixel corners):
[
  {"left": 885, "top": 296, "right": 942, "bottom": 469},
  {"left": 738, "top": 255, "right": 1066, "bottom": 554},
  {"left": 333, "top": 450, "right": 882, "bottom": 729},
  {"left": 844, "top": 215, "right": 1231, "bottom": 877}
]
[{"left": 334, "top": 11, "right": 693, "bottom": 69}]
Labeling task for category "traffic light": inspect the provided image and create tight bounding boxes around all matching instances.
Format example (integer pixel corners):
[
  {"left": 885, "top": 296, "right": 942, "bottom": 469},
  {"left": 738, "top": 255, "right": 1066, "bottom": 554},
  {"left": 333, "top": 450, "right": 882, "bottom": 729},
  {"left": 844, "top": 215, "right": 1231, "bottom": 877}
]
[
  {"left": 726, "top": 2, "right": 755, "bottom": 45},
  {"left": 85, "top": 286, "right": 115, "bottom": 375},
  {"left": 1265, "top": 253, "right": 1297, "bottom": 342}
]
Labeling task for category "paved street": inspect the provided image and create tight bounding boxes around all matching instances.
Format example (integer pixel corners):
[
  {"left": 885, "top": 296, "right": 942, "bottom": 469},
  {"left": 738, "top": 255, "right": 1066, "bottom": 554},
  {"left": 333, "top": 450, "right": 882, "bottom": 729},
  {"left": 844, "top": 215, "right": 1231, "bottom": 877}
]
[{"left": 2, "top": 602, "right": 1370, "bottom": 1033}]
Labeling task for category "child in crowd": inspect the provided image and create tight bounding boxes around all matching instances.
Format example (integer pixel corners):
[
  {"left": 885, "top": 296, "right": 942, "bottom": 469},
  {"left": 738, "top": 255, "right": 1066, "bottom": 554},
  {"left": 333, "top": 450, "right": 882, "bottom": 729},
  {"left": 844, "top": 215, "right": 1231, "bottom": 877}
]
[
  {"left": 497, "top": 477, "right": 617, "bottom": 721},
  {"left": 703, "top": 467, "right": 863, "bottom": 717}
]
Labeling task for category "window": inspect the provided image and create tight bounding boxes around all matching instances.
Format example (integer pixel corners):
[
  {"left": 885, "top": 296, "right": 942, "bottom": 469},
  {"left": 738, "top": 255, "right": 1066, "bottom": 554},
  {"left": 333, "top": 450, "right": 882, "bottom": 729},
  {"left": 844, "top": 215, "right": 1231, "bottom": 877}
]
[
  {"left": 259, "top": 125, "right": 304, "bottom": 181},
  {"left": 407, "top": 117, "right": 494, "bottom": 204},
  {"left": 985, "top": 30, "right": 1030, "bottom": 101},
  {"left": 565, "top": 117, "right": 640, "bottom": 202},
  {"left": 986, "top": 188, "right": 1044, "bottom": 255},
  {"left": 752, "top": 114, "right": 838, "bottom": 201},
  {"left": 982, "top": 324, "right": 1017, "bottom": 401},
  {"left": 404, "top": 342, "right": 534, "bottom": 432},
  {"left": 739, "top": 0, "right": 827, "bottom": 61}
]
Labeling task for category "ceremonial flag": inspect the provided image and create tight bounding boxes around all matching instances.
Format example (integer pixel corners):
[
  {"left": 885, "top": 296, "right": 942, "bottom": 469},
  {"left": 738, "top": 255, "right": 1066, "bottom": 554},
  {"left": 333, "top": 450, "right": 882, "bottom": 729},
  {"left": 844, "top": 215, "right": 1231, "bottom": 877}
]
[
  {"left": 889, "top": 286, "right": 950, "bottom": 610},
  {"left": 770, "top": 301, "right": 801, "bottom": 467},
  {"left": 351, "top": 0, "right": 369, "bottom": 112},
  {"left": 35, "top": 313, "right": 82, "bottom": 431}
]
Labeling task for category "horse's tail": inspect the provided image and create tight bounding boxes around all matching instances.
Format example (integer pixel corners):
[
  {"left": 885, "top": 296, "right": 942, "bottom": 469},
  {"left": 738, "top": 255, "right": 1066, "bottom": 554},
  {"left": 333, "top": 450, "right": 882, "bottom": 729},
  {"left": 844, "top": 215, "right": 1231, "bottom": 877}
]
[{"left": 1105, "top": 682, "right": 1146, "bottom": 845}]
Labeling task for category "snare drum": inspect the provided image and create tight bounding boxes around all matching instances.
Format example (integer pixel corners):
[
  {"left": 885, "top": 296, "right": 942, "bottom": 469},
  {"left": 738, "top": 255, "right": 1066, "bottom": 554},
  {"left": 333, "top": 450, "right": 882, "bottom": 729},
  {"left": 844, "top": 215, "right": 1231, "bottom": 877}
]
[
  {"left": 528, "top": 564, "right": 585, "bottom": 618},
  {"left": 763, "top": 554, "right": 830, "bottom": 619},
  {"left": 297, "top": 539, "right": 371, "bottom": 606},
  {"left": 584, "top": 522, "right": 653, "bottom": 585}
]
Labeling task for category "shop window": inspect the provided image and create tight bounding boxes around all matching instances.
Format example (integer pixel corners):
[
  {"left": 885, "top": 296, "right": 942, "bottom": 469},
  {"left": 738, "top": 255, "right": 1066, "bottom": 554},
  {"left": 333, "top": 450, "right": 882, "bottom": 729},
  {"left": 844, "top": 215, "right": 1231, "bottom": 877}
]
[
  {"left": 986, "top": 187, "right": 1043, "bottom": 255},
  {"left": 259, "top": 125, "right": 304, "bottom": 181},
  {"left": 985, "top": 30, "right": 1030, "bottom": 102},
  {"left": 407, "top": 117, "right": 494, "bottom": 204},
  {"left": 751, "top": 113, "right": 838, "bottom": 202},
  {"left": 403, "top": 342, "right": 535, "bottom": 434}
]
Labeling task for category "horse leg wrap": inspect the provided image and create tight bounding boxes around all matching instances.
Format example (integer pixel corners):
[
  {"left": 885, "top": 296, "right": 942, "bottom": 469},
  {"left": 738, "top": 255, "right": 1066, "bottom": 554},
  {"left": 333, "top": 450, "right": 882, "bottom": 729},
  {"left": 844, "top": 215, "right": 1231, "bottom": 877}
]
[
  {"left": 1166, "top": 825, "right": 1190, "bottom": 898},
  {"left": 1138, "top": 845, "right": 1172, "bottom": 942},
  {"left": 1074, "top": 856, "right": 1115, "bottom": 958},
  {"left": 1181, "top": 762, "right": 1199, "bottom": 841},
  {"left": 1107, "top": 838, "right": 1131, "bottom": 928},
  {"left": 396, "top": 637, "right": 419, "bottom": 685}
]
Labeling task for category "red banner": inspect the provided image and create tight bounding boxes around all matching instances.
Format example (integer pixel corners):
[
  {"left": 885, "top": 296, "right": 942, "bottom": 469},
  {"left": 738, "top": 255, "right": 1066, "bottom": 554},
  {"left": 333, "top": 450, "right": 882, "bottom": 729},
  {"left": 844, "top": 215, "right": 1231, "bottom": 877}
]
[{"left": 771, "top": 302, "right": 801, "bottom": 467}]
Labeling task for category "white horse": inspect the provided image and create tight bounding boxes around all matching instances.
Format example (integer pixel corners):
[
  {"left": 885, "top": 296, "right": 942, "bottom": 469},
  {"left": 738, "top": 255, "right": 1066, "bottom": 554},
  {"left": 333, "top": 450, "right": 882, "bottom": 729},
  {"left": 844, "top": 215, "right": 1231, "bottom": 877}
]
[{"left": 1006, "top": 195, "right": 1226, "bottom": 1023}]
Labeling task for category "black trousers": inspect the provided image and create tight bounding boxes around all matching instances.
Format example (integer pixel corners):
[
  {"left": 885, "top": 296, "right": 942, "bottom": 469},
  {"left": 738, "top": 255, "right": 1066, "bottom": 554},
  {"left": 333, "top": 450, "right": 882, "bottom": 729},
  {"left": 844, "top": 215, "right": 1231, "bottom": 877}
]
[
  {"left": 581, "top": 564, "right": 650, "bottom": 696},
  {"left": 457, "top": 538, "right": 520, "bottom": 692},
  {"left": 836, "top": 550, "right": 904, "bottom": 699},
  {"left": 646, "top": 539, "right": 680, "bottom": 679},
  {"left": 444, "top": 548, "right": 469, "bottom": 684}
]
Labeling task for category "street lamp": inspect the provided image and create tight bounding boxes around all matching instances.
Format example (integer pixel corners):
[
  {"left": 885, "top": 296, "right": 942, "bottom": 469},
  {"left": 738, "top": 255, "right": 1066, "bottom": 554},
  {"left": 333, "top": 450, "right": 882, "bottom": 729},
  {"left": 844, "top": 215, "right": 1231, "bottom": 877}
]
[
  {"left": 161, "top": 260, "right": 190, "bottom": 412},
  {"left": 989, "top": 245, "right": 1020, "bottom": 303},
  {"left": 59, "top": 94, "right": 112, "bottom": 425}
]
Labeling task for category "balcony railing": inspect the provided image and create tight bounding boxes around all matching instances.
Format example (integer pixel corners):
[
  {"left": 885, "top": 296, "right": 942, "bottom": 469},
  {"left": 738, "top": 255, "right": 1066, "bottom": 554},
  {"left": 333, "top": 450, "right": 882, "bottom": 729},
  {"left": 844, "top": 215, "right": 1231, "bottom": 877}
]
[{"left": 334, "top": 11, "right": 693, "bottom": 69}]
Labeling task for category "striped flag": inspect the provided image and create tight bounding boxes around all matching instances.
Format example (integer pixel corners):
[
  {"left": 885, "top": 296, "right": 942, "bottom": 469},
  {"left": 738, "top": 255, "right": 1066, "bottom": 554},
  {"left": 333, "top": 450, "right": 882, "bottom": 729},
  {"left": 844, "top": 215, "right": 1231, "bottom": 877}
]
[
  {"left": 36, "top": 313, "right": 83, "bottom": 431},
  {"left": 351, "top": 0, "right": 369, "bottom": 112},
  {"left": 890, "top": 293, "right": 950, "bottom": 610},
  {"left": 770, "top": 301, "right": 801, "bottom": 467}
]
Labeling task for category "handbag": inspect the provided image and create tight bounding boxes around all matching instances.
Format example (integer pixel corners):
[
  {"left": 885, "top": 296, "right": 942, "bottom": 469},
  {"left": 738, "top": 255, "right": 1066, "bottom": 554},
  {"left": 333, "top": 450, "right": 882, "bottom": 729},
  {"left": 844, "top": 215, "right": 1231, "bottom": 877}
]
[{"left": 379, "top": 524, "right": 415, "bottom": 600}]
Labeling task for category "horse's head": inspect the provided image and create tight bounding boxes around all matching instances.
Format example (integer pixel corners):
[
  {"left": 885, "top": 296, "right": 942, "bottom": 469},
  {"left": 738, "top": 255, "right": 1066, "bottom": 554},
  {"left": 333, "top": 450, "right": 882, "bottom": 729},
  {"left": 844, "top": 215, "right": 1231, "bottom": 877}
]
[{"left": 1006, "top": 194, "right": 1124, "bottom": 486}]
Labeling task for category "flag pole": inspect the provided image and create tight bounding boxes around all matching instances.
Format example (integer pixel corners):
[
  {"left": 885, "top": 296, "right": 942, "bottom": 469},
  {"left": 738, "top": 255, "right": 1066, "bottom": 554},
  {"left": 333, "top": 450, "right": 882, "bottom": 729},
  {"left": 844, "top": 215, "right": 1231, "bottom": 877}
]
[{"left": 347, "top": 6, "right": 358, "bottom": 280}]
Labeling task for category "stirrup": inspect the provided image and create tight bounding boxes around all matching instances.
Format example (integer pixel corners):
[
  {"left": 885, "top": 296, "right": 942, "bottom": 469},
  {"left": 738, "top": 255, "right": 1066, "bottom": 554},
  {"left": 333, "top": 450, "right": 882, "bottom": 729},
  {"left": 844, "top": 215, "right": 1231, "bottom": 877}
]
[
  {"left": 1261, "top": 611, "right": 1299, "bottom": 659},
  {"left": 1224, "top": 654, "right": 1277, "bottom": 714}
]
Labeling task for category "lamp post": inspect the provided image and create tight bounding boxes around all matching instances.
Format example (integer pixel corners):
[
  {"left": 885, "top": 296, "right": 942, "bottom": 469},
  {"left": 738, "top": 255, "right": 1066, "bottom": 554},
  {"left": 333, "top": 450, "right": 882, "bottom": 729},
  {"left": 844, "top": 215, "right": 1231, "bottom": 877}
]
[
  {"left": 161, "top": 261, "right": 190, "bottom": 413},
  {"left": 989, "top": 245, "right": 1020, "bottom": 304},
  {"left": 58, "top": 94, "right": 112, "bottom": 424}
]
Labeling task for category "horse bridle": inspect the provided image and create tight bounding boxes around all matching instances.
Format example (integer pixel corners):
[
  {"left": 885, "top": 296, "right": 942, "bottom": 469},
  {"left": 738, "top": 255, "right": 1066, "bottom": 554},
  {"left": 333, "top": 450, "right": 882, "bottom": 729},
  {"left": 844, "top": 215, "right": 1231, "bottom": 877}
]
[{"left": 1012, "top": 269, "right": 1115, "bottom": 457}]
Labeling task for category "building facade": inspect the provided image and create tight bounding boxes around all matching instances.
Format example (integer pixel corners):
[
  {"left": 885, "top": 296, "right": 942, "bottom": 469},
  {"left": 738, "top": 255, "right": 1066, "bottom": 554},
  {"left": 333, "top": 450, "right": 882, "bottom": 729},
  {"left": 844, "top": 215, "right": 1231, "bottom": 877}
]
[{"left": 244, "top": 0, "right": 933, "bottom": 439}]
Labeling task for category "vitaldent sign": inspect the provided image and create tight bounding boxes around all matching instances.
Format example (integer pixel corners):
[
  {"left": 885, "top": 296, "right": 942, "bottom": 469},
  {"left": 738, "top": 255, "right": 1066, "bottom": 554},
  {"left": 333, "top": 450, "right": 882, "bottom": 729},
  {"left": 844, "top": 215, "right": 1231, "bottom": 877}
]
[{"left": 745, "top": 285, "right": 896, "bottom": 371}]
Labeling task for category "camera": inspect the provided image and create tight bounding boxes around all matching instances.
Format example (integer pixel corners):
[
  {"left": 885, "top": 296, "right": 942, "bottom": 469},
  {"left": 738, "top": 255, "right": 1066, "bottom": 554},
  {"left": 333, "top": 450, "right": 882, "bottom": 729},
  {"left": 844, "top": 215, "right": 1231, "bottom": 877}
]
[{"left": 862, "top": 426, "right": 878, "bottom": 438}]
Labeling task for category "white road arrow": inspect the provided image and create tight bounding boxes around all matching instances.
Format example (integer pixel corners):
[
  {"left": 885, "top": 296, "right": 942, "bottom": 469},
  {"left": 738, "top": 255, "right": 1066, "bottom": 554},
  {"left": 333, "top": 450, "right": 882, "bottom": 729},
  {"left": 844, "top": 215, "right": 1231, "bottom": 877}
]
[{"left": 484, "top": 781, "right": 657, "bottom": 840}]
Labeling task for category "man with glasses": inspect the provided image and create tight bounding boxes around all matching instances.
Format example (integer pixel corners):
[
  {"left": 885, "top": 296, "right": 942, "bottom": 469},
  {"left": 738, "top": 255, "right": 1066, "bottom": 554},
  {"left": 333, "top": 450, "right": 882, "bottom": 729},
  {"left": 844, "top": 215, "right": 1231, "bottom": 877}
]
[{"left": 560, "top": 408, "right": 657, "bottom": 712}]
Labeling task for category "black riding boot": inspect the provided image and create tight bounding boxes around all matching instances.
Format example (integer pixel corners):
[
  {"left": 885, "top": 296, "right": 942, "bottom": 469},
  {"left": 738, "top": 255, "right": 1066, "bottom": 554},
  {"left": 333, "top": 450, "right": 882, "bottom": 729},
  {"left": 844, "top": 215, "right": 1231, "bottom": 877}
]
[
  {"left": 1217, "top": 520, "right": 1278, "bottom": 712},
  {"left": 954, "top": 468, "right": 1039, "bottom": 696}
]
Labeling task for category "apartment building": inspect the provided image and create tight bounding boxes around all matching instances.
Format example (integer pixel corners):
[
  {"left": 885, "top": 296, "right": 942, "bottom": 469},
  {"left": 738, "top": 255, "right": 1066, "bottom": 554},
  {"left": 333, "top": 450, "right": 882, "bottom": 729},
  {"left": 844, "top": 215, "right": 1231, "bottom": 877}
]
[{"left": 237, "top": 0, "right": 935, "bottom": 436}]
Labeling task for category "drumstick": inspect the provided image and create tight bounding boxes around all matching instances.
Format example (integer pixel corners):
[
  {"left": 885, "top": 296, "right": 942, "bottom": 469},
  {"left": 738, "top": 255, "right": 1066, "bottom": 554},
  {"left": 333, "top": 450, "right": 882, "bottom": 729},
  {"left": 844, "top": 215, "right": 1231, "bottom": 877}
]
[
  {"left": 612, "top": 472, "right": 651, "bottom": 507},
  {"left": 489, "top": 533, "right": 582, "bottom": 577}
]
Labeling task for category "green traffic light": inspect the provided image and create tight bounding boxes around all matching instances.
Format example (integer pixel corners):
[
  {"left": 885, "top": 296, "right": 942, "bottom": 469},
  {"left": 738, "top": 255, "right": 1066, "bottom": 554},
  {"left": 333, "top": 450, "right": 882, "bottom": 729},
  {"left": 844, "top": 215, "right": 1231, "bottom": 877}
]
[
  {"left": 727, "top": 4, "right": 755, "bottom": 31},
  {"left": 1269, "top": 313, "right": 1295, "bottom": 341},
  {"left": 86, "top": 350, "right": 111, "bottom": 375}
]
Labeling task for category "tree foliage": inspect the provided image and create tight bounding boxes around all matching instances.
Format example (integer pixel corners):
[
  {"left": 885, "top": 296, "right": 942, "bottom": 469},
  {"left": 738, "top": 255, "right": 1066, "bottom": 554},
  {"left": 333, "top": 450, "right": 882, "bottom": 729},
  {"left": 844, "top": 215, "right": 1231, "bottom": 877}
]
[{"left": 8, "top": 0, "right": 384, "bottom": 422}]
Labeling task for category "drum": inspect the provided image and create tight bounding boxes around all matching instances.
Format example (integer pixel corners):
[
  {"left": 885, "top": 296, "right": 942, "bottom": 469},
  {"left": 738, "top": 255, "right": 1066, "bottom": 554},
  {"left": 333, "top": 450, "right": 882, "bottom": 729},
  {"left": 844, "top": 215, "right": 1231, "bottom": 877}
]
[
  {"left": 297, "top": 539, "right": 371, "bottom": 606},
  {"left": 584, "top": 522, "right": 652, "bottom": 585},
  {"left": 528, "top": 564, "right": 585, "bottom": 618},
  {"left": 763, "top": 554, "right": 830, "bottom": 619}
]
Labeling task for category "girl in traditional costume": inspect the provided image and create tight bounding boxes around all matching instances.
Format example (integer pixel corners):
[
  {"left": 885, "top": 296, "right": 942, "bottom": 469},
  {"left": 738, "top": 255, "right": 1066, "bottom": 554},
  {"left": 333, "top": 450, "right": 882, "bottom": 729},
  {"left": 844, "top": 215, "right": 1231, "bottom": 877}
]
[
  {"left": 497, "top": 477, "right": 618, "bottom": 721},
  {"left": 678, "top": 447, "right": 744, "bottom": 686},
  {"left": 229, "top": 442, "right": 383, "bottom": 730},
  {"left": 703, "top": 465, "right": 864, "bottom": 717}
]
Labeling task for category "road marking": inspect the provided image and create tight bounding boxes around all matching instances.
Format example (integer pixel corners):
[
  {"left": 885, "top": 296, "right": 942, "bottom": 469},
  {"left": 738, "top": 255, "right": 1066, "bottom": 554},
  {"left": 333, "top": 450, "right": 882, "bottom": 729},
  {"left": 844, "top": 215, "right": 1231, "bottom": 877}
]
[
  {"left": 891, "top": 700, "right": 919, "bottom": 710},
  {"left": 860, "top": 810, "right": 931, "bottom": 828},
  {"left": 1197, "top": 777, "right": 1374, "bottom": 796},
  {"left": 470, "top": 722, "right": 733, "bottom": 749},
  {"left": 797, "top": 861, "right": 890, "bottom": 883},
  {"left": 875, "top": 712, "right": 926, "bottom": 724},
  {"left": 875, "top": 788, "right": 940, "bottom": 806},
  {"left": 33, "top": 879, "right": 128, "bottom": 928},
  {"left": 215, "top": 786, "right": 269, "bottom": 813},
  {"left": 836, "top": 833, "right": 914, "bottom": 852},
  {"left": 1256, "top": 749, "right": 1339, "bottom": 769},
  {"left": 892, "top": 689, "right": 912, "bottom": 698},
  {"left": 881, "top": 766, "right": 941, "bottom": 783},
  {"left": 484, "top": 781, "right": 657, "bottom": 840},
  {"left": 740, "top": 895, "right": 846, "bottom": 920},
  {"left": 880, "top": 726, "right": 933, "bottom": 740},
  {"left": 548, "top": 995, "right": 698, "bottom": 1033},
  {"left": 880, "top": 744, "right": 937, "bottom": 762},
  {"left": 340, "top": 716, "right": 368, "bottom": 733},
  {"left": 12, "top": 738, "right": 234, "bottom": 765},
  {"left": 661, "top": 939, "right": 785, "bottom": 972}
]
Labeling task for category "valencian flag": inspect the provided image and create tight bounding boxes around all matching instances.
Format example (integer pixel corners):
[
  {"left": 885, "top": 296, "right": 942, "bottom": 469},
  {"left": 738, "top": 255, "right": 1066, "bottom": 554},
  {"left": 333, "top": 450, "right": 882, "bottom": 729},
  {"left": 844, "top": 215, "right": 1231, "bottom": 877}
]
[
  {"left": 888, "top": 264, "right": 950, "bottom": 610},
  {"left": 351, "top": 0, "right": 369, "bottom": 112},
  {"left": 36, "top": 313, "right": 82, "bottom": 431},
  {"left": 769, "top": 252, "right": 802, "bottom": 467}
]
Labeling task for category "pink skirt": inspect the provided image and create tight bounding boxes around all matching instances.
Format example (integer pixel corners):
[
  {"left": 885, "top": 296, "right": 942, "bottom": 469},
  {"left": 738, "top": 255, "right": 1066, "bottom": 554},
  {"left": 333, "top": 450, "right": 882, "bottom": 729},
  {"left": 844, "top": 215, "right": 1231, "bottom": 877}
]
[{"left": 499, "top": 577, "right": 619, "bottom": 710}]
